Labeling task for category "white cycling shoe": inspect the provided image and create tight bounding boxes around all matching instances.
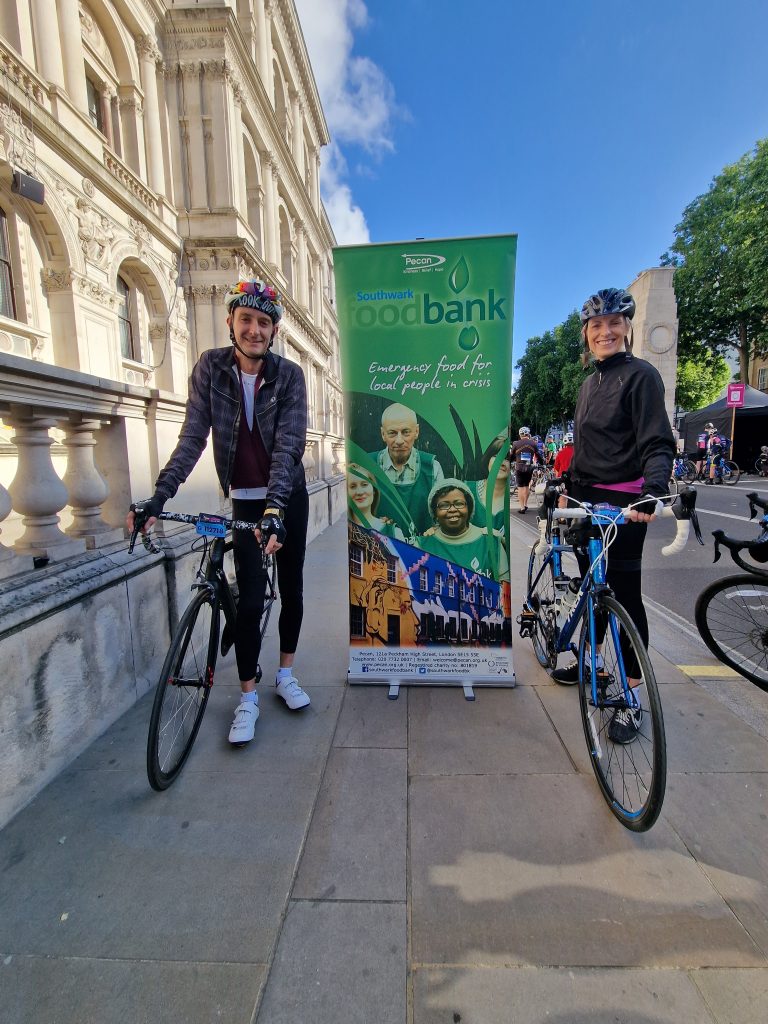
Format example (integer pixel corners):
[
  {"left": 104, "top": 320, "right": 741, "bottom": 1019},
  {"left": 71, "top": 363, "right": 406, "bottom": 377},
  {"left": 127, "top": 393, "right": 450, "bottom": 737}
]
[
  {"left": 275, "top": 675, "right": 310, "bottom": 710},
  {"left": 228, "top": 698, "right": 259, "bottom": 744}
]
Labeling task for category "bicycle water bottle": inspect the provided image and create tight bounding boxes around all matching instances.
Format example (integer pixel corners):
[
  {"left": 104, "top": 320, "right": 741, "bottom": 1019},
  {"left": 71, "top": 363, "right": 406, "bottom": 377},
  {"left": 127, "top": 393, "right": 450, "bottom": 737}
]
[{"left": 555, "top": 577, "right": 579, "bottom": 629}]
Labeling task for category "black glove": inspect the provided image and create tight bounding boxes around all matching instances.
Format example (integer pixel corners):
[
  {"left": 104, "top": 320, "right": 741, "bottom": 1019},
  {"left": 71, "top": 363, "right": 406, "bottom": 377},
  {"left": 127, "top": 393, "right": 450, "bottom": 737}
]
[
  {"left": 635, "top": 494, "right": 663, "bottom": 516},
  {"left": 131, "top": 494, "right": 165, "bottom": 530},
  {"left": 258, "top": 512, "right": 287, "bottom": 546}
]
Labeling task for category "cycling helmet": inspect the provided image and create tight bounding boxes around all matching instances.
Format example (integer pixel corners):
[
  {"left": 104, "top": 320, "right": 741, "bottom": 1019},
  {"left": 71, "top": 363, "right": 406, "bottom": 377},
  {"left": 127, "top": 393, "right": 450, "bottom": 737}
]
[
  {"left": 705, "top": 422, "right": 715, "bottom": 431},
  {"left": 563, "top": 431, "right": 574, "bottom": 444},
  {"left": 580, "top": 288, "right": 635, "bottom": 324},
  {"left": 519, "top": 426, "right": 531, "bottom": 437},
  {"left": 224, "top": 278, "right": 284, "bottom": 323}
]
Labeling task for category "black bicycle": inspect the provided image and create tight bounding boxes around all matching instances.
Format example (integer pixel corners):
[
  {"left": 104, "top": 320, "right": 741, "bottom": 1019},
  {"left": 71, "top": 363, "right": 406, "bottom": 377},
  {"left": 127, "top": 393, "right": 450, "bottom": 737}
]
[
  {"left": 129, "top": 507, "right": 276, "bottom": 790},
  {"left": 695, "top": 492, "right": 768, "bottom": 693}
]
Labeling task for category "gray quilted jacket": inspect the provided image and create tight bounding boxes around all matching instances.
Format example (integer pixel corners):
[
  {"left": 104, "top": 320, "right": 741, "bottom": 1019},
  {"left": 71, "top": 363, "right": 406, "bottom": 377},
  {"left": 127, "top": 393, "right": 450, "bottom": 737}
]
[{"left": 154, "top": 346, "right": 307, "bottom": 510}]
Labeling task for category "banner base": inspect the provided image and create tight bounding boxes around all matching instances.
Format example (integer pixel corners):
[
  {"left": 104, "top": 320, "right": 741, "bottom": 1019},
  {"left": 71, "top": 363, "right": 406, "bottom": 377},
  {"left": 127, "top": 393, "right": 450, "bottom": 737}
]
[{"left": 348, "top": 672, "right": 516, "bottom": 693}]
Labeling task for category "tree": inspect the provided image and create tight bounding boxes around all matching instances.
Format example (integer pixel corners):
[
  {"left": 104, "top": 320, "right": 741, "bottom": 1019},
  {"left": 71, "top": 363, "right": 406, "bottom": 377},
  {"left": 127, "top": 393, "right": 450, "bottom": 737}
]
[
  {"left": 511, "top": 311, "right": 585, "bottom": 432},
  {"left": 662, "top": 139, "right": 768, "bottom": 383},
  {"left": 675, "top": 345, "right": 731, "bottom": 411}
]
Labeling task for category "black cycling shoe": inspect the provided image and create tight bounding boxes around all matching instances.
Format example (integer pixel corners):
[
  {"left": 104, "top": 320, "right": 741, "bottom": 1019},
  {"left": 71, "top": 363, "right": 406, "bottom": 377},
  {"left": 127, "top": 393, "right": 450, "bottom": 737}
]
[
  {"left": 517, "top": 507, "right": 527, "bottom": 514},
  {"left": 705, "top": 479, "right": 713, "bottom": 485},
  {"left": 608, "top": 706, "right": 642, "bottom": 744},
  {"left": 552, "top": 661, "right": 579, "bottom": 685}
]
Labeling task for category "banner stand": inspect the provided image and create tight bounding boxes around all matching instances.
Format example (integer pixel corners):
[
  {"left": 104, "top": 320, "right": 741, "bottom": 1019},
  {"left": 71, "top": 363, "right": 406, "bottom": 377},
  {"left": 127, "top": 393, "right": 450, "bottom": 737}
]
[{"left": 348, "top": 673, "right": 517, "bottom": 700}]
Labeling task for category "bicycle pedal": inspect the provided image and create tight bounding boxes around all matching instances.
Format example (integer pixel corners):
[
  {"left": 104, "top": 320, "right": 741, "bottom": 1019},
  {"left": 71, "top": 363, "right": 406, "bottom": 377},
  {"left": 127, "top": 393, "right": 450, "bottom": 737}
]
[{"left": 517, "top": 610, "right": 537, "bottom": 639}]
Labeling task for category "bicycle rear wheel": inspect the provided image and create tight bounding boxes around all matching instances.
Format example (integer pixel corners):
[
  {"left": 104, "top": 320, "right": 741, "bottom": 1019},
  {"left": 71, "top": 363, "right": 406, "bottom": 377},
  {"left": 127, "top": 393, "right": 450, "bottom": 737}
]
[
  {"left": 722, "top": 460, "right": 740, "bottom": 485},
  {"left": 682, "top": 460, "right": 698, "bottom": 484},
  {"left": 695, "top": 575, "right": 768, "bottom": 691},
  {"left": 147, "top": 591, "right": 219, "bottom": 791},
  {"left": 525, "top": 542, "right": 557, "bottom": 669},
  {"left": 577, "top": 594, "right": 666, "bottom": 831}
]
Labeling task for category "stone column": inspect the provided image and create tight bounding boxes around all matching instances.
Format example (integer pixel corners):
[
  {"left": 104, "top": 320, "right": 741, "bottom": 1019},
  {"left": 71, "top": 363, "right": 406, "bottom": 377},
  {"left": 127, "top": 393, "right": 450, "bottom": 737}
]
[
  {"left": 56, "top": 0, "right": 88, "bottom": 113},
  {"left": 264, "top": 157, "right": 280, "bottom": 269},
  {"left": 0, "top": 481, "right": 16, "bottom": 572},
  {"left": 296, "top": 225, "right": 308, "bottom": 306},
  {"left": 136, "top": 37, "right": 165, "bottom": 195},
  {"left": 255, "top": 0, "right": 270, "bottom": 86},
  {"left": 30, "top": 0, "right": 65, "bottom": 89},
  {"left": 7, "top": 411, "right": 85, "bottom": 560},
  {"left": 290, "top": 91, "right": 303, "bottom": 171},
  {"left": 100, "top": 83, "right": 115, "bottom": 148},
  {"left": 179, "top": 62, "right": 207, "bottom": 210},
  {"left": 61, "top": 418, "right": 123, "bottom": 547}
]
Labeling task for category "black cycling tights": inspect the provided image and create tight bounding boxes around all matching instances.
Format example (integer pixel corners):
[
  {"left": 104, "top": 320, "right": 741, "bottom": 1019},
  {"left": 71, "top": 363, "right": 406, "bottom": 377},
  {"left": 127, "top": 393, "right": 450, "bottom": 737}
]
[
  {"left": 569, "top": 483, "right": 648, "bottom": 678},
  {"left": 231, "top": 488, "right": 309, "bottom": 682}
]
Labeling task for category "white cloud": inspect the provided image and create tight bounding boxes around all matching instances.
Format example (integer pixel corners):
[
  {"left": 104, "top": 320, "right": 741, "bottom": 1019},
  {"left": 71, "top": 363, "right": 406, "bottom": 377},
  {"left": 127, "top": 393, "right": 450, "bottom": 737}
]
[{"left": 295, "top": 0, "right": 398, "bottom": 241}]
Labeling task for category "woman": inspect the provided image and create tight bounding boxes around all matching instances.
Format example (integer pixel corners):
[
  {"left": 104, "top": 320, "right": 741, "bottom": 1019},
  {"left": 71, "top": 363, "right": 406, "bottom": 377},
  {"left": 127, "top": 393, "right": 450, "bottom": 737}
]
[
  {"left": 467, "top": 435, "right": 511, "bottom": 536},
  {"left": 347, "top": 463, "right": 404, "bottom": 540},
  {"left": 417, "top": 478, "right": 508, "bottom": 581},
  {"left": 552, "top": 289, "right": 675, "bottom": 743}
]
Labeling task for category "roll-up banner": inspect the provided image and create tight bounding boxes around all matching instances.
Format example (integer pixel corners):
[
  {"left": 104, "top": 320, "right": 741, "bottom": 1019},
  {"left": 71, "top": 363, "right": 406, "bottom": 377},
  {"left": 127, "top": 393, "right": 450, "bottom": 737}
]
[{"left": 335, "top": 235, "right": 517, "bottom": 687}]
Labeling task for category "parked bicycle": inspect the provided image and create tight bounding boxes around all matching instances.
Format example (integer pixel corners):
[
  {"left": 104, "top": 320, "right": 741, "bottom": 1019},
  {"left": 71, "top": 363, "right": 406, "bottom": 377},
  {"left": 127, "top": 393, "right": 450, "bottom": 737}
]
[
  {"left": 519, "top": 483, "right": 700, "bottom": 831},
  {"left": 669, "top": 454, "right": 698, "bottom": 493},
  {"left": 695, "top": 491, "right": 768, "bottom": 692},
  {"left": 754, "top": 447, "right": 768, "bottom": 477},
  {"left": 129, "top": 506, "right": 276, "bottom": 790}
]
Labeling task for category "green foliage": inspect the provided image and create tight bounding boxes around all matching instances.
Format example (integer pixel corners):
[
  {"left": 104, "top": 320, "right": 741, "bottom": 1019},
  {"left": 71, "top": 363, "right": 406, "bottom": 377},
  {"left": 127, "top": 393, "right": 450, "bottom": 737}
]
[
  {"left": 662, "top": 139, "right": 768, "bottom": 382},
  {"left": 511, "top": 311, "right": 585, "bottom": 432},
  {"left": 675, "top": 346, "right": 731, "bottom": 411}
]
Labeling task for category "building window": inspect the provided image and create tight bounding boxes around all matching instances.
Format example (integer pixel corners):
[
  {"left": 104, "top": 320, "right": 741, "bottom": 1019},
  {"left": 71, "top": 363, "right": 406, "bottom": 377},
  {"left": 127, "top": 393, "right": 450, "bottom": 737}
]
[
  {"left": 0, "top": 208, "right": 16, "bottom": 320},
  {"left": 469, "top": 584, "right": 476, "bottom": 603},
  {"left": 86, "top": 76, "right": 104, "bottom": 134},
  {"left": 479, "top": 588, "right": 485, "bottom": 607},
  {"left": 386, "top": 555, "right": 397, "bottom": 584},
  {"left": 117, "top": 275, "right": 139, "bottom": 361},
  {"left": 419, "top": 567, "right": 428, "bottom": 591},
  {"left": 350, "top": 605, "right": 365, "bottom": 638},
  {"left": 759, "top": 368, "right": 768, "bottom": 392},
  {"left": 433, "top": 570, "right": 443, "bottom": 594},
  {"left": 448, "top": 576, "right": 455, "bottom": 598},
  {"left": 350, "top": 545, "right": 363, "bottom": 577}
]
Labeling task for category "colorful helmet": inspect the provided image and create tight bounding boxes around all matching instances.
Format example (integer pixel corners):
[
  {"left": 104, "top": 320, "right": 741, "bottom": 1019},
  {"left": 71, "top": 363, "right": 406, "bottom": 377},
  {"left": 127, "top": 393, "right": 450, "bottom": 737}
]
[
  {"left": 580, "top": 288, "right": 635, "bottom": 324},
  {"left": 563, "top": 431, "right": 573, "bottom": 444},
  {"left": 519, "top": 426, "right": 531, "bottom": 437},
  {"left": 224, "top": 278, "right": 284, "bottom": 323}
]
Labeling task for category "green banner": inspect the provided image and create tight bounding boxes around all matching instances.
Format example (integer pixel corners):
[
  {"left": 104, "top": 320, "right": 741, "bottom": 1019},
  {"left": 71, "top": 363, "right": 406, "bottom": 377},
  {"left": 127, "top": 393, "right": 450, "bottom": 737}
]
[{"left": 336, "top": 235, "right": 516, "bottom": 684}]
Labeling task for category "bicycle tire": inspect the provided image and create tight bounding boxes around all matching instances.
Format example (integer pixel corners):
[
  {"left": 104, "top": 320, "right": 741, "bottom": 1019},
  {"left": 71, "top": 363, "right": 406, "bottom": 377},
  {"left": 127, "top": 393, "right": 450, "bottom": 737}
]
[
  {"left": 577, "top": 594, "right": 666, "bottom": 831},
  {"left": 682, "top": 460, "right": 698, "bottom": 484},
  {"left": 695, "top": 575, "right": 768, "bottom": 692},
  {"left": 526, "top": 541, "right": 557, "bottom": 669},
  {"left": 147, "top": 591, "right": 219, "bottom": 791},
  {"left": 723, "top": 460, "right": 740, "bottom": 485},
  {"left": 755, "top": 457, "right": 768, "bottom": 478}
]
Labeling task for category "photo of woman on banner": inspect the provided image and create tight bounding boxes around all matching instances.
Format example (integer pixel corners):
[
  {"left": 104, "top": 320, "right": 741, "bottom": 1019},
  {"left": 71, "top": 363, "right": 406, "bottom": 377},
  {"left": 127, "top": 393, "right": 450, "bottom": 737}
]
[
  {"left": 416, "top": 478, "right": 509, "bottom": 581},
  {"left": 347, "top": 463, "right": 405, "bottom": 541},
  {"left": 466, "top": 433, "right": 511, "bottom": 538},
  {"left": 369, "top": 402, "right": 445, "bottom": 536}
]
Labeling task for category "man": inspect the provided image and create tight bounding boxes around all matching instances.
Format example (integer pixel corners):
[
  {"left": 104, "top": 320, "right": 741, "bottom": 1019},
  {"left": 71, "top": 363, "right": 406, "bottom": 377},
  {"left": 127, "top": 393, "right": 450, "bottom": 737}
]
[
  {"left": 510, "top": 426, "right": 540, "bottom": 514},
  {"left": 695, "top": 422, "right": 712, "bottom": 478},
  {"left": 372, "top": 403, "right": 444, "bottom": 535},
  {"left": 705, "top": 424, "right": 731, "bottom": 484},
  {"left": 127, "top": 277, "right": 310, "bottom": 745},
  {"left": 553, "top": 431, "right": 574, "bottom": 476},
  {"left": 544, "top": 435, "right": 558, "bottom": 466}
]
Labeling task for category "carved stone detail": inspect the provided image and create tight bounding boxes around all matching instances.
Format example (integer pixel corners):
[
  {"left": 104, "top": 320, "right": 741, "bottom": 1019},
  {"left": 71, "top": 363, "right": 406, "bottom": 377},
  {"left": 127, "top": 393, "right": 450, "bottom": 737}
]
[
  {"left": 43, "top": 268, "right": 75, "bottom": 292},
  {"left": 0, "top": 48, "right": 46, "bottom": 102},
  {"left": 74, "top": 198, "right": 115, "bottom": 266},
  {"left": 0, "top": 103, "right": 37, "bottom": 174},
  {"left": 135, "top": 35, "right": 162, "bottom": 65},
  {"left": 82, "top": 177, "right": 95, "bottom": 197}
]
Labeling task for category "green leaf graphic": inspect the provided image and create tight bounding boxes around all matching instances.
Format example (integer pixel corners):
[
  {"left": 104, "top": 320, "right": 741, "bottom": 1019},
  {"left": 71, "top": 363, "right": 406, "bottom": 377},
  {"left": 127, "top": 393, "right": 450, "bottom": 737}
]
[
  {"left": 458, "top": 326, "right": 480, "bottom": 351},
  {"left": 449, "top": 256, "right": 470, "bottom": 294}
]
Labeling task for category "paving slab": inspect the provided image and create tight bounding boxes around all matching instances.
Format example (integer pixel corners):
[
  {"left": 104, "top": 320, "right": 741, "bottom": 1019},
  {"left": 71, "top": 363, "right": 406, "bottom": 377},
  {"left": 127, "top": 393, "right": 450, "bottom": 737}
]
[
  {"left": 0, "top": 765, "right": 317, "bottom": 962},
  {"left": 293, "top": 746, "right": 407, "bottom": 901},
  {"left": 412, "top": 966, "right": 716, "bottom": 1024},
  {"left": 664, "top": 772, "right": 768, "bottom": 954},
  {"left": 690, "top": 967, "right": 768, "bottom": 1024},
  {"left": 408, "top": 686, "right": 574, "bottom": 777},
  {"left": 333, "top": 685, "right": 408, "bottom": 748},
  {"left": 410, "top": 773, "right": 765, "bottom": 968},
  {"left": 257, "top": 900, "right": 405, "bottom": 1024},
  {"left": 0, "top": 954, "right": 264, "bottom": 1024}
]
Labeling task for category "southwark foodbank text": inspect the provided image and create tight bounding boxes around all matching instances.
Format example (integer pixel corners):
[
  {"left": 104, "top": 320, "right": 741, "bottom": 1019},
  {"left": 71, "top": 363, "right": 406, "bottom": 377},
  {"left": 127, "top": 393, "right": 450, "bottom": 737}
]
[{"left": 351, "top": 289, "right": 508, "bottom": 327}]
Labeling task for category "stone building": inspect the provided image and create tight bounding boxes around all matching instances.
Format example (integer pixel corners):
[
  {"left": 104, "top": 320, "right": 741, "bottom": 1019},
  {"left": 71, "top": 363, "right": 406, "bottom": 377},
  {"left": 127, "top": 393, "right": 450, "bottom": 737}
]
[
  {"left": 626, "top": 267, "right": 679, "bottom": 428},
  {"left": 0, "top": 0, "right": 345, "bottom": 826}
]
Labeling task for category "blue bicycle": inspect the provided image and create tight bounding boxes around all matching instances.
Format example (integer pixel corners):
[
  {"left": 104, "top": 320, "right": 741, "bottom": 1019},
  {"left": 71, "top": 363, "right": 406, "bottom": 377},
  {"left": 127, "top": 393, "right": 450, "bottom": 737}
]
[{"left": 519, "top": 483, "right": 698, "bottom": 831}]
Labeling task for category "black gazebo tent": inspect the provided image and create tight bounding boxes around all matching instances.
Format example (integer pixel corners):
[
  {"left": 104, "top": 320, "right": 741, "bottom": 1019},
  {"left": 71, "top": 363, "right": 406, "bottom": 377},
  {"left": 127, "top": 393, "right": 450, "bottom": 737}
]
[{"left": 680, "top": 385, "right": 768, "bottom": 469}]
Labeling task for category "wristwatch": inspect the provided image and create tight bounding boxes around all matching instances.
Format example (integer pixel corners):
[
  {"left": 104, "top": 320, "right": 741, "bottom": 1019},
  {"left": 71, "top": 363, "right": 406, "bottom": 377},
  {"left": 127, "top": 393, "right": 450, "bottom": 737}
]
[{"left": 264, "top": 507, "right": 284, "bottom": 519}]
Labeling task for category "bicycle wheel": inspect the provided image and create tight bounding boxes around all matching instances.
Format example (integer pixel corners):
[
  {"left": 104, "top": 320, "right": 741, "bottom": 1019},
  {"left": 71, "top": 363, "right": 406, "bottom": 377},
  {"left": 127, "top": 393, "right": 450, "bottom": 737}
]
[
  {"left": 577, "top": 594, "right": 666, "bottom": 831},
  {"left": 756, "top": 457, "right": 768, "bottom": 478},
  {"left": 526, "top": 542, "right": 557, "bottom": 669},
  {"left": 682, "top": 460, "right": 698, "bottom": 484},
  {"left": 695, "top": 575, "right": 768, "bottom": 691},
  {"left": 667, "top": 475, "right": 678, "bottom": 497},
  {"left": 722, "top": 460, "right": 740, "bottom": 485},
  {"left": 147, "top": 590, "right": 219, "bottom": 790}
]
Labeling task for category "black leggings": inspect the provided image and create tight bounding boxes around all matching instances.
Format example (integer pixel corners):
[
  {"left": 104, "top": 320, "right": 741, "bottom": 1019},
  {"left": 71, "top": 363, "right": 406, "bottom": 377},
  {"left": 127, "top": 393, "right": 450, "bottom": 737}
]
[
  {"left": 569, "top": 483, "right": 648, "bottom": 676},
  {"left": 231, "top": 488, "right": 309, "bottom": 682}
]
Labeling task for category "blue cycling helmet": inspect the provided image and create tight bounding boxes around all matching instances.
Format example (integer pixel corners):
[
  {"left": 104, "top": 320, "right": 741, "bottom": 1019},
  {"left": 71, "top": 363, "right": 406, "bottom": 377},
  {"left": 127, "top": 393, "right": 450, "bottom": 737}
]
[{"left": 580, "top": 288, "right": 635, "bottom": 324}]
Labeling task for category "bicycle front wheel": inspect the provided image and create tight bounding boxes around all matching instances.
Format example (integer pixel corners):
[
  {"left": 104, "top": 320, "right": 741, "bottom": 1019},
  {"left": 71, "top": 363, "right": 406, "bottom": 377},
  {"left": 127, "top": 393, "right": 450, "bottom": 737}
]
[
  {"left": 722, "top": 460, "right": 740, "bottom": 485},
  {"left": 695, "top": 575, "right": 768, "bottom": 691},
  {"left": 682, "top": 460, "right": 698, "bottom": 484},
  {"left": 526, "top": 542, "right": 557, "bottom": 669},
  {"left": 147, "top": 591, "right": 220, "bottom": 791},
  {"left": 577, "top": 595, "right": 666, "bottom": 831}
]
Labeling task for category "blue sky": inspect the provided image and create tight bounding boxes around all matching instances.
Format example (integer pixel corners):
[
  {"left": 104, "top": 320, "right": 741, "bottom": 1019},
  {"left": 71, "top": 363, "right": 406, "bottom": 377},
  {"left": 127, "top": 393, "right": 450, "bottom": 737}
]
[{"left": 296, "top": 0, "right": 768, "bottom": 370}]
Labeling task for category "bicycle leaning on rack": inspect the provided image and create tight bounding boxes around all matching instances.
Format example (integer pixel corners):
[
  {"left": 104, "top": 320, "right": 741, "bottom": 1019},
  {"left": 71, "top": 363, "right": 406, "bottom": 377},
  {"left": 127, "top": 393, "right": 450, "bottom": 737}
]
[
  {"left": 518, "top": 482, "right": 700, "bottom": 831},
  {"left": 129, "top": 505, "right": 276, "bottom": 790},
  {"left": 695, "top": 491, "right": 768, "bottom": 693}
]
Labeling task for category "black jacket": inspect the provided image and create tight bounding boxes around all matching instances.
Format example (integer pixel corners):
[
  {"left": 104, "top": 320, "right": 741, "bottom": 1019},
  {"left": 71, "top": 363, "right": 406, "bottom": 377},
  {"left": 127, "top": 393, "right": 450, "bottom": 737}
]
[
  {"left": 569, "top": 352, "right": 675, "bottom": 498},
  {"left": 154, "top": 346, "right": 307, "bottom": 510}
]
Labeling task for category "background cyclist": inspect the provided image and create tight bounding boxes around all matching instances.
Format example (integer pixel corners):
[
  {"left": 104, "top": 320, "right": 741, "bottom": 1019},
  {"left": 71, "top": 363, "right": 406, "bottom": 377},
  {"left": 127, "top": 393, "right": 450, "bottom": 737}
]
[
  {"left": 511, "top": 426, "right": 540, "bottom": 515},
  {"left": 553, "top": 431, "right": 574, "bottom": 476},
  {"left": 551, "top": 288, "right": 675, "bottom": 744},
  {"left": 705, "top": 424, "right": 731, "bottom": 485},
  {"left": 126, "top": 277, "right": 310, "bottom": 746},
  {"left": 695, "top": 423, "right": 712, "bottom": 479}
]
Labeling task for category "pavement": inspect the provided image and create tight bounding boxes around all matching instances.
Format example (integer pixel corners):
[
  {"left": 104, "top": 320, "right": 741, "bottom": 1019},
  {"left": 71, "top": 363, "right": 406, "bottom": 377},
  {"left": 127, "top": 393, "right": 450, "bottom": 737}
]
[{"left": 1, "top": 514, "right": 767, "bottom": 1024}]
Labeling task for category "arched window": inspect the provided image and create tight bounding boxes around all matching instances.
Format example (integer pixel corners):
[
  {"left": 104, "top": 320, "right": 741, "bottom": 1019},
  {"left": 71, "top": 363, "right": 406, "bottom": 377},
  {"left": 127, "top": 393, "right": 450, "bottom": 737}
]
[
  {"left": 116, "top": 274, "right": 138, "bottom": 361},
  {"left": 0, "top": 207, "right": 16, "bottom": 320}
]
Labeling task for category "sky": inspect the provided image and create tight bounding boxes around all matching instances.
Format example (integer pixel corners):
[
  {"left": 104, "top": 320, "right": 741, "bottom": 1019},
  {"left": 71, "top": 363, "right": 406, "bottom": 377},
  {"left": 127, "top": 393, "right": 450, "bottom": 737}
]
[{"left": 294, "top": 0, "right": 768, "bottom": 371}]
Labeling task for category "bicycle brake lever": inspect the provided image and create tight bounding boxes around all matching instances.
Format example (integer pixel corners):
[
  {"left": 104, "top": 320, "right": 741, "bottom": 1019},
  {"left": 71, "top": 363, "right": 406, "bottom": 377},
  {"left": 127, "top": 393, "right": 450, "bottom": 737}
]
[
  {"left": 690, "top": 509, "right": 704, "bottom": 545},
  {"left": 712, "top": 530, "right": 723, "bottom": 563},
  {"left": 141, "top": 532, "right": 162, "bottom": 555}
]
